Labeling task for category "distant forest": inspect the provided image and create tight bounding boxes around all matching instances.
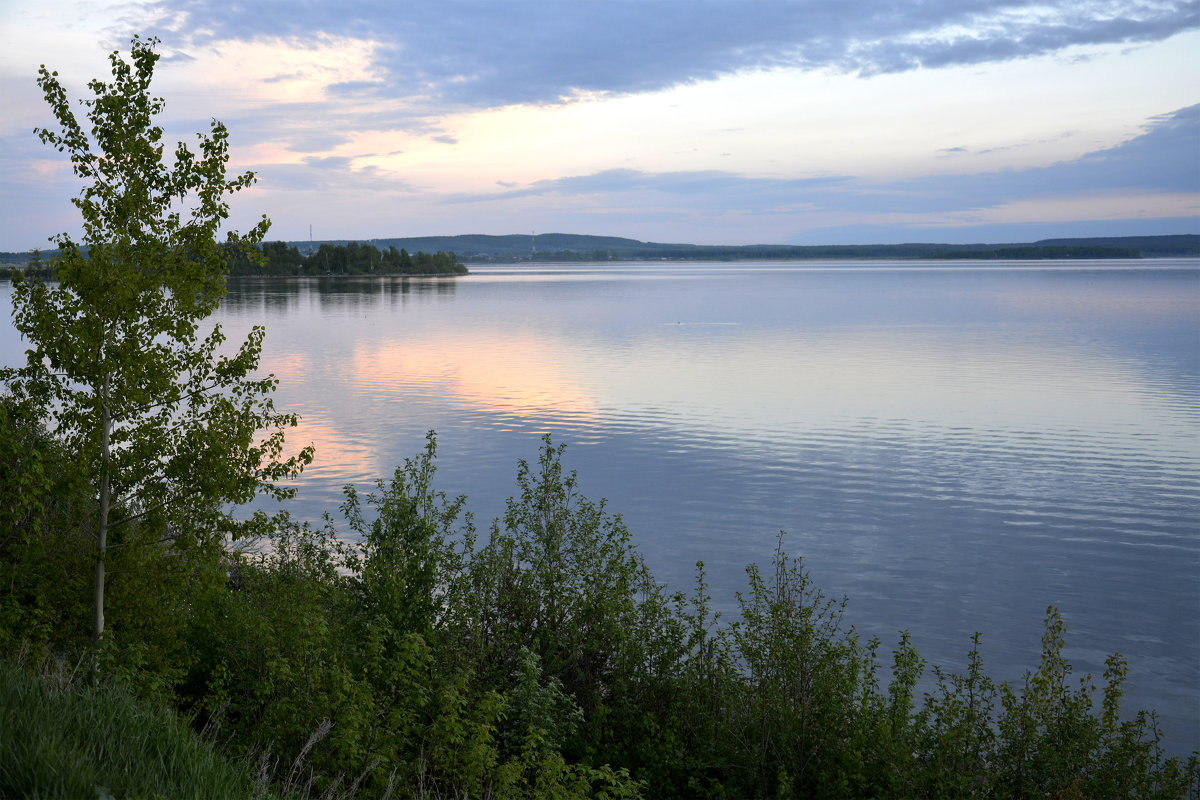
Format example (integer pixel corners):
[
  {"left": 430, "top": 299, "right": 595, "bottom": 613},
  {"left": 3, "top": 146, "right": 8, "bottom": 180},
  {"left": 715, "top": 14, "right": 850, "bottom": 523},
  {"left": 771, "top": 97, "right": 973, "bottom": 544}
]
[
  {"left": 0, "top": 241, "right": 469, "bottom": 277},
  {"left": 2, "top": 234, "right": 1196, "bottom": 274}
]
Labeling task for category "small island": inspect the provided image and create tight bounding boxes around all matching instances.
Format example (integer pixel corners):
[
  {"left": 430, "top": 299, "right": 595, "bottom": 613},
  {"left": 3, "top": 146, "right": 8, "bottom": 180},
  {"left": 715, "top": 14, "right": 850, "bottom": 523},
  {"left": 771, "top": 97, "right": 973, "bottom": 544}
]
[{"left": 230, "top": 240, "right": 469, "bottom": 276}]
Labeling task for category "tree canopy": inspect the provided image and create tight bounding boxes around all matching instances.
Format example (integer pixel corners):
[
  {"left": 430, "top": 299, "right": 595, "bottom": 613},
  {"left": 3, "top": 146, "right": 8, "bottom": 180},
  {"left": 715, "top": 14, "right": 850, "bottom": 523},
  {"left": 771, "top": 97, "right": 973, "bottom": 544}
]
[{"left": 2, "top": 36, "right": 312, "bottom": 652}]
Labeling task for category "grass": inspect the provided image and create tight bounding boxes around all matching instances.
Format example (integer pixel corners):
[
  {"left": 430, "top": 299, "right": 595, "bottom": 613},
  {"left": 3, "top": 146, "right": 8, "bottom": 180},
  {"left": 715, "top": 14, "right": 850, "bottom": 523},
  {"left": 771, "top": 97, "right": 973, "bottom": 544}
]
[{"left": 0, "top": 656, "right": 267, "bottom": 800}]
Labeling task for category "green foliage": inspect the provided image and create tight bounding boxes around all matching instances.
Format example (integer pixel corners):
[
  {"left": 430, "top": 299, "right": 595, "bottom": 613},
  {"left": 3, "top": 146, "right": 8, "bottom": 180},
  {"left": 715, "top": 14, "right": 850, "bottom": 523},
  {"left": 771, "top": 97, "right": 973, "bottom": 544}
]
[
  {"left": 916, "top": 632, "right": 997, "bottom": 797},
  {"left": 339, "top": 435, "right": 646, "bottom": 798},
  {"left": 0, "top": 394, "right": 85, "bottom": 655},
  {"left": 983, "top": 606, "right": 1198, "bottom": 800},
  {"left": 0, "top": 657, "right": 268, "bottom": 800},
  {"left": 2, "top": 37, "right": 312, "bottom": 663},
  {"left": 1, "top": 392, "right": 231, "bottom": 697},
  {"left": 167, "top": 435, "right": 650, "bottom": 798},
  {"left": 727, "top": 536, "right": 864, "bottom": 795},
  {"left": 180, "top": 517, "right": 366, "bottom": 792},
  {"left": 342, "top": 431, "right": 471, "bottom": 638},
  {"left": 457, "top": 439, "right": 645, "bottom": 712}
]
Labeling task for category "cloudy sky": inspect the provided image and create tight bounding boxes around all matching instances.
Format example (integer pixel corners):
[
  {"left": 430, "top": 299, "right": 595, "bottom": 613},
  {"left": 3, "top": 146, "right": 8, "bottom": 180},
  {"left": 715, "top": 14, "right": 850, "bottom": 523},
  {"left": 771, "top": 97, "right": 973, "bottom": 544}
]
[{"left": 0, "top": 0, "right": 1197, "bottom": 250}]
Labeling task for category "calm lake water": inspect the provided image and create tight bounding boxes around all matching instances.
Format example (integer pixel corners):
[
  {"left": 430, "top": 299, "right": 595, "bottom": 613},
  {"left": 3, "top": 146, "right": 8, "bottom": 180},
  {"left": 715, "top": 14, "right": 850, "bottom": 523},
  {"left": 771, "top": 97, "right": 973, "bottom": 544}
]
[{"left": 3, "top": 259, "right": 1198, "bottom": 749}]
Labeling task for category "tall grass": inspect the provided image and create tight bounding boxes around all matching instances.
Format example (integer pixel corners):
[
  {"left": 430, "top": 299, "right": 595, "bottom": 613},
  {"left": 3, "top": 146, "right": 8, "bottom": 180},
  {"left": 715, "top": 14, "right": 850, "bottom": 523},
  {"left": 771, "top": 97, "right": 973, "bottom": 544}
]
[{"left": 0, "top": 657, "right": 265, "bottom": 800}]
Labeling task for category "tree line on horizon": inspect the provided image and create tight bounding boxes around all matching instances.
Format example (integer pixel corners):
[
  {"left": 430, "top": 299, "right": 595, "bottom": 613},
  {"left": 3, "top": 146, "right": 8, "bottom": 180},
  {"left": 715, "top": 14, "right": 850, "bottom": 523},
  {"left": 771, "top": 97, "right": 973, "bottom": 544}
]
[
  {"left": 312, "top": 232, "right": 1197, "bottom": 262},
  {"left": 0, "top": 241, "right": 468, "bottom": 279},
  {"left": 3, "top": 234, "right": 1196, "bottom": 272}
]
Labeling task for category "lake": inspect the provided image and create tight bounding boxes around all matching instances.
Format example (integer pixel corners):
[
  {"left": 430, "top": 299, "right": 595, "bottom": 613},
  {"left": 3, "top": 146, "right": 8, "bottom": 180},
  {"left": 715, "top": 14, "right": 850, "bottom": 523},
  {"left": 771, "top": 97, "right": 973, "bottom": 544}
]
[{"left": 3, "top": 259, "right": 1198, "bottom": 750}]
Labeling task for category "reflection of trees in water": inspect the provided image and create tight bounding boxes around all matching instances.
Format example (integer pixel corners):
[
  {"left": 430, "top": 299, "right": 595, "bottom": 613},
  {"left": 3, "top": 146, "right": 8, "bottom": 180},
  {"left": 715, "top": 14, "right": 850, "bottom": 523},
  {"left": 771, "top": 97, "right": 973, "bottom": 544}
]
[{"left": 222, "top": 275, "right": 461, "bottom": 314}]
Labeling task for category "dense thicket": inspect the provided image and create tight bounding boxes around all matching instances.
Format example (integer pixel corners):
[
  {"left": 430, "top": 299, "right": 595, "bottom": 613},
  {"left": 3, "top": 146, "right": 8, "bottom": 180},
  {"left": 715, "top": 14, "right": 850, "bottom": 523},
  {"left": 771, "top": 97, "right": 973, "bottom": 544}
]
[{"left": 2, "top": 410, "right": 1197, "bottom": 798}]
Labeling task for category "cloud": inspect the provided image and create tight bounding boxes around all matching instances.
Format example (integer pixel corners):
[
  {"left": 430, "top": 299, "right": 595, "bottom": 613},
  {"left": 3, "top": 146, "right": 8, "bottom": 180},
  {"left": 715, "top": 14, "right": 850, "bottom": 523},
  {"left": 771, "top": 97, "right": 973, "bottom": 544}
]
[
  {"left": 327, "top": 80, "right": 388, "bottom": 97},
  {"left": 454, "top": 169, "right": 851, "bottom": 205},
  {"left": 527, "top": 103, "right": 1193, "bottom": 196},
  {"left": 1066, "top": 103, "right": 1200, "bottom": 192},
  {"left": 3, "top": 0, "right": 1193, "bottom": 252},
  {"left": 144, "top": 0, "right": 1200, "bottom": 110},
  {"left": 257, "top": 159, "right": 415, "bottom": 194},
  {"left": 880, "top": 103, "right": 1200, "bottom": 208},
  {"left": 431, "top": 103, "right": 1199, "bottom": 242},
  {"left": 158, "top": 49, "right": 197, "bottom": 65},
  {"left": 172, "top": 96, "right": 438, "bottom": 155},
  {"left": 846, "top": 5, "right": 1200, "bottom": 75},
  {"left": 303, "top": 155, "right": 355, "bottom": 170}
]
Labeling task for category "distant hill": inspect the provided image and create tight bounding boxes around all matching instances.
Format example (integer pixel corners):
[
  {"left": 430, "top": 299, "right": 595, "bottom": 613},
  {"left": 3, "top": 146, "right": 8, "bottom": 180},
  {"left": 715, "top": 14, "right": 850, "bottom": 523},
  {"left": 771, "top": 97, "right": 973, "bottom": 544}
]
[
  {"left": 278, "top": 233, "right": 1200, "bottom": 263},
  {"left": 2, "top": 234, "right": 1197, "bottom": 269},
  {"left": 1028, "top": 235, "right": 1198, "bottom": 257}
]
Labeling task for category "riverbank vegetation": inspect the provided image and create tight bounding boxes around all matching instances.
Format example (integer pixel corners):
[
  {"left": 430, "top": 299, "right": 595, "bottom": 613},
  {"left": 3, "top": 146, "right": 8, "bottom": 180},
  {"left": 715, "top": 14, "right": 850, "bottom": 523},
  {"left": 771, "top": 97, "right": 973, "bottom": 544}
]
[{"left": 2, "top": 37, "right": 1197, "bottom": 800}]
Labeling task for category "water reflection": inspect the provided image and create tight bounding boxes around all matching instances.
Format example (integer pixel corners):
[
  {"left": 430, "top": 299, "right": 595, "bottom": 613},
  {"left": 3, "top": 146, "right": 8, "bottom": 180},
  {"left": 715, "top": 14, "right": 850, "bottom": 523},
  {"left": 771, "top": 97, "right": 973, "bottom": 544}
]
[
  {"left": 349, "top": 336, "right": 601, "bottom": 420},
  {"left": 222, "top": 274, "right": 461, "bottom": 316}
]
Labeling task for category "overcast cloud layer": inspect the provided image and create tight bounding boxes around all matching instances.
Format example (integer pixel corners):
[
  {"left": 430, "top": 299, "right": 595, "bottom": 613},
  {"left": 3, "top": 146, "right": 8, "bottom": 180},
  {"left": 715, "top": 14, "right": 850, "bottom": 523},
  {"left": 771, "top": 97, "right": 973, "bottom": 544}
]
[
  {"left": 0, "top": 0, "right": 1196, "bottom": 248},
  {"left": 154, "top": 0, "right": 1199, "bottom": 105}
]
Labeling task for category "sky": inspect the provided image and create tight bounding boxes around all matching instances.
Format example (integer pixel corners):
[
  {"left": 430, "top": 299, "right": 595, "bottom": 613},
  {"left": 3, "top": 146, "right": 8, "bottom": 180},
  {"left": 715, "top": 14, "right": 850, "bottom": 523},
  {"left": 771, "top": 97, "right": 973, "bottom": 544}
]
[{"left": 0, "top": 0, "right": 1197, "bottom": 250}]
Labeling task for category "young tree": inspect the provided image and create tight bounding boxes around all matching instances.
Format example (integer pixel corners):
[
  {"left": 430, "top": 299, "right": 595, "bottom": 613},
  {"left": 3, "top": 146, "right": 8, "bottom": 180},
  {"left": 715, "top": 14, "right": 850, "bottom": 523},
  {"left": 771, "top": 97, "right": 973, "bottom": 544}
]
[{"left": 2, "top": 37, "right": 312, "bottom": 655}]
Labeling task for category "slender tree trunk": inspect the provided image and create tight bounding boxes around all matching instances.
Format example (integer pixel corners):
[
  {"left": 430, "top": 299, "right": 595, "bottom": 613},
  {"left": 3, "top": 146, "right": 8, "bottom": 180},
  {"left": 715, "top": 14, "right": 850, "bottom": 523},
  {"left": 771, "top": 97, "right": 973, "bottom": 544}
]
[{"left": 93, "top": 372, "right": 112, "bottom": 658}]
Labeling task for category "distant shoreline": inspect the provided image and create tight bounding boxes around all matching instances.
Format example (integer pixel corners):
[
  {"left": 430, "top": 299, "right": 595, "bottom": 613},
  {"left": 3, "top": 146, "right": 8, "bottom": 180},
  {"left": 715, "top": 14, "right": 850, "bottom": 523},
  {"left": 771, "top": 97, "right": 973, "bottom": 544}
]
[
  {"left": 5, "top": 256, "right": 1200, "bottom": 283},
  {"left": 2, "top": 233, "right": 1197, "bottom": 271}
]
